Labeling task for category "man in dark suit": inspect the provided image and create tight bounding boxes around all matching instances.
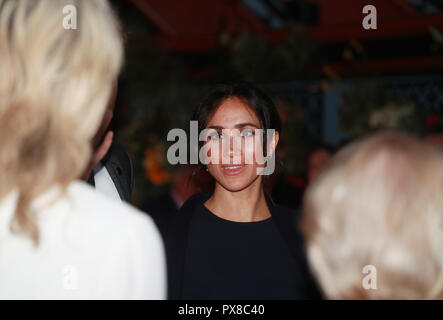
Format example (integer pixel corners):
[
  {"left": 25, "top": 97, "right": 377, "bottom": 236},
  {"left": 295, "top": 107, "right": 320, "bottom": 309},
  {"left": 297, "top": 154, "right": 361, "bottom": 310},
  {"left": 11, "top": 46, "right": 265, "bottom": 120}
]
[
  {"left": 86, "top": 141, "right": 133, "bottom": 203},
  {"left": 81, "top": 81, "right": 134, "bottom": 203}
]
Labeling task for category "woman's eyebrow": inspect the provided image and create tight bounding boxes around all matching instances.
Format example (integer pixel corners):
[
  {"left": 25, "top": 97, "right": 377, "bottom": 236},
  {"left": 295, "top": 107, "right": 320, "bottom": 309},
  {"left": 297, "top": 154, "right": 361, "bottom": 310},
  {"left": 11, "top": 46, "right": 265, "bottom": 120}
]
[
  {"left": 235, "top": 123, "right": 260, "bottom": 128},
  {"left": 207, "top": 123, "right": 260, "bottom": 130},
  {"left": 207, "top": 125, "right": 224, "bottom": 130}
]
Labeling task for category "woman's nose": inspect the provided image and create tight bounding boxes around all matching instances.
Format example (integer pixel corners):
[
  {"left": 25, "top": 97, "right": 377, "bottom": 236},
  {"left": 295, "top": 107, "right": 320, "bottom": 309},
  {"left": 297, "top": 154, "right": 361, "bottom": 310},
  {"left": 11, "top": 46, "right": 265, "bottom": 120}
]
[{"left": 222, "top": 132, "right": 241, "bottom": 162}]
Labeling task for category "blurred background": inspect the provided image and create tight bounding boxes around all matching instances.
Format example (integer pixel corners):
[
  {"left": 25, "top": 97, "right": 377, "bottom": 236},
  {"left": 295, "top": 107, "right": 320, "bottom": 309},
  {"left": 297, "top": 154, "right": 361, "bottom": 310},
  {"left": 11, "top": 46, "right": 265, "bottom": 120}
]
[{"left": 107, "top": 0, "right": 443, "bottom": 209}]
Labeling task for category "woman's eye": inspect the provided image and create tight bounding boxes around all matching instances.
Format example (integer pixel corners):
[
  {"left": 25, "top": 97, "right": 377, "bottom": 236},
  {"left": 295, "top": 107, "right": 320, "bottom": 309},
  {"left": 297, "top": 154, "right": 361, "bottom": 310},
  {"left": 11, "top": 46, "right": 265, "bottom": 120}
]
[
  {"left": 240, "top": 129, "right": 254, "bottom": 137},
  {"left": 208, "top": 131, "right": 222, "bottom": 140}
]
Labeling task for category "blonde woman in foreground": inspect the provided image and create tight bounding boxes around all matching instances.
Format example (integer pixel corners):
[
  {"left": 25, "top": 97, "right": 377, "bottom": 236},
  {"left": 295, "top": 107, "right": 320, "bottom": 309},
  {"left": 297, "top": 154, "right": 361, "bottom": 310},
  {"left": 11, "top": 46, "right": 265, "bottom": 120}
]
[
  {"left": 301, "top": 132, "right": 443, "bottom": 299},
  {"left": 0, "top": 0, "right": 166, "bottom": 299}
]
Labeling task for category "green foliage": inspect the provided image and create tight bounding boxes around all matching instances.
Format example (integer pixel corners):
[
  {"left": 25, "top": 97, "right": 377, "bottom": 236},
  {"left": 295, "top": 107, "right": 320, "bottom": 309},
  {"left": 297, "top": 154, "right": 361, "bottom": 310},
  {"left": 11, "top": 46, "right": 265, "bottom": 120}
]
[{"left": 215, "top": 31, "right": 317, "bottom": 83}]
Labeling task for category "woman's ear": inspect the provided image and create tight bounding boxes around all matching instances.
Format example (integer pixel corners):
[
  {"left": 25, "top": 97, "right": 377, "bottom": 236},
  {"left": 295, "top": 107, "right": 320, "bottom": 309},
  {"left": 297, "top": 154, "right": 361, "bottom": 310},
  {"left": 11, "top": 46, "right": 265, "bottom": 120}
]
[
  {"left": 260, "top": 130, "right": 279, "bottom": 176},
  {"left": 274, "top": 131, "right": 279, "bottom": 149},
  {"left": 268, "top": 131, "right": 279, "bottom": 155}
]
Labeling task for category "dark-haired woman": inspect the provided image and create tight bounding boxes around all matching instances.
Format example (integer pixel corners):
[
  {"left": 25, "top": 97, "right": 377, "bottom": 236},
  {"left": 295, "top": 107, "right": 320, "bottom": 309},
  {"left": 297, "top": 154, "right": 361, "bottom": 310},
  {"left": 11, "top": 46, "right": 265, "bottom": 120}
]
[{"left": 162, "top": 82, "right": 321, "bottom": 300}]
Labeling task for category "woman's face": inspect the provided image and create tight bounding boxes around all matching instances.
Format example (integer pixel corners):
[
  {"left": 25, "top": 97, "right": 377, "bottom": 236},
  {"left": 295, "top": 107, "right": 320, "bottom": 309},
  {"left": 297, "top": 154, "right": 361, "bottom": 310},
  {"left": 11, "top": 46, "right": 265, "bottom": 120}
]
[{"left": 203, "top": 97, "right": 278, "bottom": 192}]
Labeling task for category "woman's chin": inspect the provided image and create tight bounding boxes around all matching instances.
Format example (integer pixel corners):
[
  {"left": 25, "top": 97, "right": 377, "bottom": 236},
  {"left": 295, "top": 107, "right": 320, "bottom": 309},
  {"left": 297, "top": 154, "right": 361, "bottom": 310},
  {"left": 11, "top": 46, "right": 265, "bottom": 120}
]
[
  {"left": 221, "top": 184, "right": 249, "bottom": 192},
  {"left": 218, "top": 177, "right": 259, "bottom": 192}
]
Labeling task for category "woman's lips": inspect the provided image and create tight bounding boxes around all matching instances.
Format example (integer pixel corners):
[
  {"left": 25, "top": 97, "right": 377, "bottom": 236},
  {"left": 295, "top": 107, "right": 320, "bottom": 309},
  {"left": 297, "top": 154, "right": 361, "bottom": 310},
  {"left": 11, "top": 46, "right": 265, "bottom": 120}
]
[{"left": 221, "top": 164, "right": 245, "bottom": 176}]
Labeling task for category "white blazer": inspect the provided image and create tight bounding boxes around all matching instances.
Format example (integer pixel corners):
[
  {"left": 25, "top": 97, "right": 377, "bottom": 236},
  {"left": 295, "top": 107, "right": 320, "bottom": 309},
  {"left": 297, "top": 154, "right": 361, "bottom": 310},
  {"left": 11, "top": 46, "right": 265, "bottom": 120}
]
[{"left": 0, "top": 181, "right": 166, "bottom": 300}]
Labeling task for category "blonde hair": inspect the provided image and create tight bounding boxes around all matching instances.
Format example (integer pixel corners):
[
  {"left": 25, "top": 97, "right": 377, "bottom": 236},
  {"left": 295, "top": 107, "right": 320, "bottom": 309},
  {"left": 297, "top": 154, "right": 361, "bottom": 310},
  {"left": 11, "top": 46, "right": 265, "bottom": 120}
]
[
  {"left": 301, "top": 132, "right": 443, "bottom": 299},
  {"left": 0, "top": 0, "right": 123, "bottom": 244}
]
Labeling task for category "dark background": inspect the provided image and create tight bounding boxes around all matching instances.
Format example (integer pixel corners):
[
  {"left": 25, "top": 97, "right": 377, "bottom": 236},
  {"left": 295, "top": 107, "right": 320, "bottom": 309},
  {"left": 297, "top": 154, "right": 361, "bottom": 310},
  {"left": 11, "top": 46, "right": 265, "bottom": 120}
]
[{"left": 106, "top": 0, "right": 443, "bottom": 207}]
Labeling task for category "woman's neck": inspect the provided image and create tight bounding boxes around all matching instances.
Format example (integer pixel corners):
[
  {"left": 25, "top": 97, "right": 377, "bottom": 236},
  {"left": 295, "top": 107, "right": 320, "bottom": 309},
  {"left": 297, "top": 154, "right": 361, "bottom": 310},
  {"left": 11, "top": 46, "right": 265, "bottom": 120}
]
[{"left": 204, "top": 178, "right": 271, "bottom": 222}]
